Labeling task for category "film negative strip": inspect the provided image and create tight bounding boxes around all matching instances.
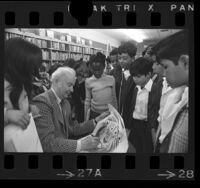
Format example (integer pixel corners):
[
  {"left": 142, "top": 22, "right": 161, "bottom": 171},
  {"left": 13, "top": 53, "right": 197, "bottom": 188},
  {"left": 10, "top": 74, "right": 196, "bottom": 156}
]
[{"left": 0, "top": 0, "right": 196, "bottom": 181}]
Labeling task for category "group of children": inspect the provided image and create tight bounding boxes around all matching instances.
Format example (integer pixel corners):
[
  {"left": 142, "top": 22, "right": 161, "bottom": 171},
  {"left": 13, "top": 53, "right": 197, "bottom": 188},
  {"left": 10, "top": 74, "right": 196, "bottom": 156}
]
[
  {"left": 4, "top": 30, "right": 189, "bottom": 153},
  {"left": 101, "top": 30, "right": 188, "bottom": 153}
]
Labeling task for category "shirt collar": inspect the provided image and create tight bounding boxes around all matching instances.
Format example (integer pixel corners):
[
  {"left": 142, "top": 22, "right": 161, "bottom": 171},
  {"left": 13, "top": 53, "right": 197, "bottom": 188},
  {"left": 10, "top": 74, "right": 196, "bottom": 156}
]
[
  {"left": 51, "top": 88, "right": 61, "bottom": 104},
  {"left": 145, "top": 78, "right": 153, "bottom": 92},
  {"left": 137, "top": 78, "right": 153, "bottom": 92},
  {"left": 151, "top": 74, "right": 158, "bottom": 82},
  {"left": 92, "top": 73, "right": 106, "bottom": 80}
]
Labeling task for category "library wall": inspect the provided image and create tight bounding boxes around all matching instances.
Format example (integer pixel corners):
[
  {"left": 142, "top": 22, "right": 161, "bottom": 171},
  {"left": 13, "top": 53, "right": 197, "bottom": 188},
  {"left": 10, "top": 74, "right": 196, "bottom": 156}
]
[
  {"left": 5, "top": 28, "right": 116, "bottom": 71},
  {"left": 60, "top": 29, "right": 121, "bottom": 49}
]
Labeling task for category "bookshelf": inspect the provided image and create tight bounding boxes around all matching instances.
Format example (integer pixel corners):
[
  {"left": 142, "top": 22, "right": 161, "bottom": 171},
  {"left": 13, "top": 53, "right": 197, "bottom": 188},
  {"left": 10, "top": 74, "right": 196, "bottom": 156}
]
[{"left": 5, "top": 28, "right": 108, "bottom": 70}]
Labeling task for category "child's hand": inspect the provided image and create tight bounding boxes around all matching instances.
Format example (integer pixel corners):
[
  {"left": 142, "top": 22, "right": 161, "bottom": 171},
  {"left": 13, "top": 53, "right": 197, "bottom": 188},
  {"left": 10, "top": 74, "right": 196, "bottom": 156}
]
[{"left": 6, "top": 109, "right": 30, "bottom": 129}]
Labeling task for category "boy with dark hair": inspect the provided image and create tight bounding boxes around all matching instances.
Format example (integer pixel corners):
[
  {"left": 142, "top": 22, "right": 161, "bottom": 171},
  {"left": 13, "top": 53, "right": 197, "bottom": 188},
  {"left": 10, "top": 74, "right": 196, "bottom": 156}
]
[
  {"left": 109, "top": 48, "right": 118, "bottom": 66},
  {"left": 125, "top": 57, "right": 162, "bottom": 153},
  {"left": 117, "top": 41, "right": 137, "bottom": 117},
  {"left": 152, "top": 30, "right": 189, "bottom": 153}
]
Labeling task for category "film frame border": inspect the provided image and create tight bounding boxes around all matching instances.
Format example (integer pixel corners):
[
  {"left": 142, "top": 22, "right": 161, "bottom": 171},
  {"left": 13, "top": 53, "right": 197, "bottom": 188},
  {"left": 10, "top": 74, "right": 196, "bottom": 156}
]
[{"left": 0, "top": 0, "right": 196, "bottom": 180}]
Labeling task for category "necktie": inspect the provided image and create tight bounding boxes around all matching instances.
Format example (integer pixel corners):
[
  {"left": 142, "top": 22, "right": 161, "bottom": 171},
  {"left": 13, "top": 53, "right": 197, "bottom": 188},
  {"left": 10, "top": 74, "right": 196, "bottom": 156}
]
[{"left": 60, "top": 100, "right": 67, "bottom": 133}]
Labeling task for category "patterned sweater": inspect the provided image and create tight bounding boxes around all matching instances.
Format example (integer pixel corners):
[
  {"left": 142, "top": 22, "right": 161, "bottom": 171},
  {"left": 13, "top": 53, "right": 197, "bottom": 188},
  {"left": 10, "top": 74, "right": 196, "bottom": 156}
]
[{"left": 84, "top": 74, "right": 118, "bottom": 119}]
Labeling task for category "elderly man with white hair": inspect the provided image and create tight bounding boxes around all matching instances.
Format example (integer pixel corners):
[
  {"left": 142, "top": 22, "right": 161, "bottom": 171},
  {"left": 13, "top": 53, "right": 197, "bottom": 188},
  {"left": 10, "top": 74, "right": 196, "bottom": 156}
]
[{"left": 33, "top": 67, "right": 109, "bottom": 152}]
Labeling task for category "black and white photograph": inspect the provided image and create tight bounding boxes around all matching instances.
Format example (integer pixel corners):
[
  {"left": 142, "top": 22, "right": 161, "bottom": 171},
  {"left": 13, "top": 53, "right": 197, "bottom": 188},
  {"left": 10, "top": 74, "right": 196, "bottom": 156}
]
[{"left": 4, "top": 28, "right": 189, "bottom": 154}]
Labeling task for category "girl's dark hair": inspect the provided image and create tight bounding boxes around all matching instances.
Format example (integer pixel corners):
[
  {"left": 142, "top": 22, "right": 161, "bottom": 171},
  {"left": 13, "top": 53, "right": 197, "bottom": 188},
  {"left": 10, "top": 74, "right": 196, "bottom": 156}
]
[
  {"left": 90, "top": 52, "right": 106, "bottom": 67},
  {"left": 130, "top": 57, "right": 153, "bottom": 77},
  {"left": 63, "top": 58, "right": 77, "bottom": 69},
  {"left": 4, "top": 37, "right": 42, "bottom": 109}
]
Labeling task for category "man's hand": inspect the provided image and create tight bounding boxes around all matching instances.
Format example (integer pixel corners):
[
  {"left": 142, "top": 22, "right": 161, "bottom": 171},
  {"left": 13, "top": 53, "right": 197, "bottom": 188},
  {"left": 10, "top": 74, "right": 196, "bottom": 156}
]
[
  {"left": 95, "top": 111, "right": 110, "bottom": 123},
  {"left": 6, "top": 109, "right": 30, "bottom": 129},
  {"left": 79, "top": 135, "right": 100, "bottom": 151}
]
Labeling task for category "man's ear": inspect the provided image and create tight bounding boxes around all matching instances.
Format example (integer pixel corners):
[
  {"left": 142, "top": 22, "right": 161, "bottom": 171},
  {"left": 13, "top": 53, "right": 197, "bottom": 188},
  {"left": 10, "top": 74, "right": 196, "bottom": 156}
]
[{"left": 179, "top": 55, "right": 189, "bottom": 70}]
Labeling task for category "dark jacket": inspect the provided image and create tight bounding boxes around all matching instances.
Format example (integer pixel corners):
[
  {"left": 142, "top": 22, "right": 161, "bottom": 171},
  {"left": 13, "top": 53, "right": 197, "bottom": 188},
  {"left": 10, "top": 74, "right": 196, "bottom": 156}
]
[
  {"left": 109, "top": 65, "right": 122, "bottom": 103},
  {"left": 124, "top": 79, "right": 163, "bottom": 130},
  {"left": 32, "top": 89, "right": 95, "bottom": 152},
  {"left": 118, "top": 73, "right": 135, "bottom": 116}
]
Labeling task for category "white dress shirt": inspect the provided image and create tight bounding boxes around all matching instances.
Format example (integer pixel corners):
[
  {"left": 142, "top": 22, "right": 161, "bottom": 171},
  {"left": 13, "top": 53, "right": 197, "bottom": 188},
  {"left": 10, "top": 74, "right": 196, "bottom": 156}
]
[
  {"left": 158, "top": 86, "right": 188, "bottom": 144},
  {"left": 122, "top": 69, "right": 131, "bottom": 80},
  {"left": 133, "top": 79, "right": 153, "bottom": 120},
  {"left": 162, "top": 77, "right": 172, "bottom": 95}
]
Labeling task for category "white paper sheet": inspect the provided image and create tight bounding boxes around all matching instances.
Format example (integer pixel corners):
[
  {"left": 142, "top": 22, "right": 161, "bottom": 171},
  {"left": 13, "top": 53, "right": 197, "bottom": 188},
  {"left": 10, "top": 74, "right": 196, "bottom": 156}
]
[
  {"left": 4, "top": 113, "right": 43, "bottom": 152},
  {"left": 82, "top": 104, "right": 128, "bottom": 153}
]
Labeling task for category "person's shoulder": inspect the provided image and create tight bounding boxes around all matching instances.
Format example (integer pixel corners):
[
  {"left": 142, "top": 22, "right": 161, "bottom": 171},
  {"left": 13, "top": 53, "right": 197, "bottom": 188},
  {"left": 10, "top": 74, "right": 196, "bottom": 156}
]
[
  {"left": 85, "top": 76, "right": 95, "bottom": 86},
  {"left": 105, "top": 75, "right": 115, "bottom": 81},
  {"left": 85, "top": 76, "right": 94, "bottom": 82},
  {"left": 32, "top": 90, "right": 51, "bottom": 104}
]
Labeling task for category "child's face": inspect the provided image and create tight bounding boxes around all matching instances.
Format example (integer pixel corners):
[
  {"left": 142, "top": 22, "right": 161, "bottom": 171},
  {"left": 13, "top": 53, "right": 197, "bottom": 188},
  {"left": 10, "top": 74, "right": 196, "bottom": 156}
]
[
  {"left": 118, "top": 53, "right": 133, "bottom": 69},
  {"left": 152, "top": 61, "right": 164, "bottom": 76},
  {"left": 160, "top": 58, "right": 188, "bottom": 88},
  {"left": 133, "top": 73, "right": 151, "bottom": 87},
  {"left": 91, "top": 62, "right": 104, "bottom": 79},
  {"left": 110, "top": 55, "right": 118, "bottom": 67}
]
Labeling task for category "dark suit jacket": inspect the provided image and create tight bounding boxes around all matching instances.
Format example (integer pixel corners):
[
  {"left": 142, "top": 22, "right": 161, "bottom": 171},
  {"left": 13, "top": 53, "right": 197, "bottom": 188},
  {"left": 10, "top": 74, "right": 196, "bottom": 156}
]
[
  {"left": 109, "top": 65, "right": 122, "bottom": 103},
  {"left": 119, "top": 74, "right": 135, "bottom": 115},
  {"left": 32, "top": 89, "right": 95, "bottom": 152},
  {"left": 124, "top": 79, "right": 163, "bottom": 130}
]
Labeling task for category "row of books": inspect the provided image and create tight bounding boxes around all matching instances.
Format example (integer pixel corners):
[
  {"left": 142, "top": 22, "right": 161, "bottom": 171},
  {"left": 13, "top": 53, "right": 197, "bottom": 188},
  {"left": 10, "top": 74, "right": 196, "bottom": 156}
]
[
  {"left": 25, "top": 37, "right": 50, "bottom": 48},
  {"left": 5, "top": 31, "right": 107, "bottom": 62},
  {"left": 51, "top": 51, "right": 70, "bottom": 61},
  {"left": 42, "top": 50, "right": 50, "bottom": 60},
  {"left": 69, "top": 45, "right": 83, "bottom": 53},
  {"left": 6, "top": 30, "right": 107, "bottom": 53},
  {"left": 5, "top": 32, "right": 21, "bottom": 41},
  {"left": 83, "top": 55, "right": 90, "bottom": 62}
]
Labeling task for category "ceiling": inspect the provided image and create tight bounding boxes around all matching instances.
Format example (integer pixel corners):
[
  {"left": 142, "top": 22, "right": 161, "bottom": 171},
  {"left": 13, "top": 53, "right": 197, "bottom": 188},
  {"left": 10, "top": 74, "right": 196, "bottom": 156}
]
[
  {"left": 98, "top": 29, "right": 183, "bottom": 43},
  {"left": 51, "top": 28, "right": 183, "bottom": 47}
]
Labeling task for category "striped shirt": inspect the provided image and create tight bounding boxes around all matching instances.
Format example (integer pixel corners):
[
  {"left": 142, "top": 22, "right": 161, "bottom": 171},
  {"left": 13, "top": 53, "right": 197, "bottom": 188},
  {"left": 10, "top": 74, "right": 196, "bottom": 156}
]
[{"left": 168, "top": 105, "right": 188, "bottom": 153}]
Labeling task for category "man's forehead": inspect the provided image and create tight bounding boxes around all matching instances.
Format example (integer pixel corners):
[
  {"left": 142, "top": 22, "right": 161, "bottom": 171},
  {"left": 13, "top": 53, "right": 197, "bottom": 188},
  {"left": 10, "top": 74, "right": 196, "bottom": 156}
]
[
  {"left": 110, "top": 56, "right": 117, "bottom": 61},
  {"left": 65, "top": 78, "right": 76, "bottom": 85},
  {"left": 62, "top": 73, "right": 76, "bottom": 81},
  {"left": 110, "top": 55, "right": 117, "bottom": 58},
  {"left": 91, "top": 62, "right": 103, "bottom": 68}
]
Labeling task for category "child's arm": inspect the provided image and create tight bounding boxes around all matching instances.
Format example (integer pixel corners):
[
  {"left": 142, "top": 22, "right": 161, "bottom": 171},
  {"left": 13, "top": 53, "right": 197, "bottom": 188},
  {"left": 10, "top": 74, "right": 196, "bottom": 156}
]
[
  {"left": 84, "top": 79, "right": 92, "bottom": 121},
  {"left": 4, "top": 107, "right": 30, "bottom": 129},
  {"left": 111, "top": 77, "right": 118, "bottom": 111}
]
